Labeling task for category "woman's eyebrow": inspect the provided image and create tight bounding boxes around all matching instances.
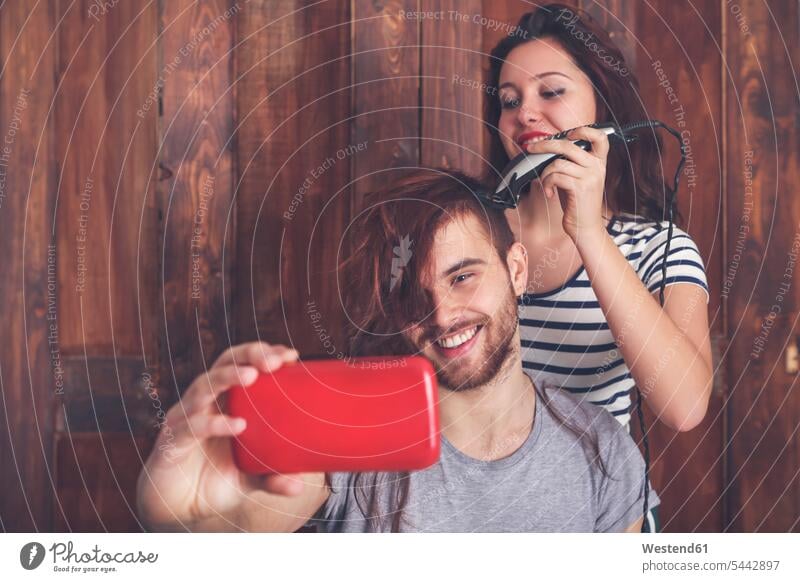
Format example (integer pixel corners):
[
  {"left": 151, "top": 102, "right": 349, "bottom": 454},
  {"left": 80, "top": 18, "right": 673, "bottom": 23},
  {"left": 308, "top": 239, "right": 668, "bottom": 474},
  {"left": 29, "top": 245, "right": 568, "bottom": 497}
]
[
  {"left": 499, "top": 71, "right": 572, "bottom": 90},
  {"left": 530, "top": 71, "right": 572, "bottom": 81}
]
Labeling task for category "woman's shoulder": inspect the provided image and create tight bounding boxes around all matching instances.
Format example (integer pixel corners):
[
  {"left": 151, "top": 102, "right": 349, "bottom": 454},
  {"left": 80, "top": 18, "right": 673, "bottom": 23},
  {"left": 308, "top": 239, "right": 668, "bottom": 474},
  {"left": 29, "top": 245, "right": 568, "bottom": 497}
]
[
  {"left": 608, "top": 212, "right": 696, "bottom": 246},
  {"left": 609, "top": 212, "right": 708, "bottom": 293}
]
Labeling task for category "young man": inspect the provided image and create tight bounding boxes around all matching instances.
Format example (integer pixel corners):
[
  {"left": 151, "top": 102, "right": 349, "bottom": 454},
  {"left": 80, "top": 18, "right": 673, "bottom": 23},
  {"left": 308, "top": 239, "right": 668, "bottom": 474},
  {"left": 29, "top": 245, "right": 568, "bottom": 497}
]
[{"left": 137, "top": 169, "right": 652, "bottom": 533}]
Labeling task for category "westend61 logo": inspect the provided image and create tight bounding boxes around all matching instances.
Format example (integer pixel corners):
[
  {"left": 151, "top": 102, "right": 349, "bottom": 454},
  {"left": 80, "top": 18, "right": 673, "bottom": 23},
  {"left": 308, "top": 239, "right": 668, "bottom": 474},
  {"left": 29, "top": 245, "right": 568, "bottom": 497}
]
[{"left": 19, "top": 541, "right": 158, "bottom": 574}]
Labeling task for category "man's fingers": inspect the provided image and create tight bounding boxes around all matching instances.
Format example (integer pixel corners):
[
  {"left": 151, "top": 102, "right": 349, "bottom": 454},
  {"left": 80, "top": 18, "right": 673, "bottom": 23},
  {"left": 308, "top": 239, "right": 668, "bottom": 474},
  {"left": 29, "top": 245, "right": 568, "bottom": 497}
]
[
  {"left": 150, "top": 412, "right": 247, "bottom": 466},
  {"left": 213, "top": 342, "right": 300, "bottom": 373},
  {"left": 182, "top": 365, "right": 259, "bottom": 414},
  {"left": 186, "top": 413, "right": 248, "bottom": 440},
  {"left": 261, "top": 474, "right": 305, "bottom": 496}
]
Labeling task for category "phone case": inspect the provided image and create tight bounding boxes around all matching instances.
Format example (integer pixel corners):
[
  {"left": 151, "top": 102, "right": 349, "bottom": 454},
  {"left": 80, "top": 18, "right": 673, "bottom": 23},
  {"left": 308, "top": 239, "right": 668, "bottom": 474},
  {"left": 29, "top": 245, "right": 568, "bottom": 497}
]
[{"left": 228, "top": 356, "right": 440, "bottom": 474}]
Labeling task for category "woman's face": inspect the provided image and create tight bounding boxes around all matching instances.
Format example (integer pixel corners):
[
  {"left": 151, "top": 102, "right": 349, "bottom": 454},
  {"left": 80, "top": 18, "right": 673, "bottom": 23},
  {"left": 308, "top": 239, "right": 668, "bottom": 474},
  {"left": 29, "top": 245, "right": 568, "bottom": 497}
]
[{"left": 497, "top": 38, "right": 599, "bottom": 160}]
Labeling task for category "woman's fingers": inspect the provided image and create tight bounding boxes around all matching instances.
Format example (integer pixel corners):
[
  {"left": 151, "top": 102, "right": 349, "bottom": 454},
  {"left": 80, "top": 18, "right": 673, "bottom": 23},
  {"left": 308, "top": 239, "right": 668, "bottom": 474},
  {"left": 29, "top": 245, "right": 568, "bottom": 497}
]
[
  {"left": 538, "top": 158, "right": 584, "bottom": 180},
  {"left": 526, "top": 136, "right": 595, "bottom": 167},
  {"left": 213, "top": 342, "right": 300, "bottom": 373},
  {"left": 536, "top": 159, "right": 586, "bottom": 199},
  {"left": 567, "top": 126, "right": 611, "bottom": 161},
  {"left": 542, "top": 174, "right": 579, "bottom": 200},
  {"left": 526, "top": 127, "right": 609, "bottom": 167}
]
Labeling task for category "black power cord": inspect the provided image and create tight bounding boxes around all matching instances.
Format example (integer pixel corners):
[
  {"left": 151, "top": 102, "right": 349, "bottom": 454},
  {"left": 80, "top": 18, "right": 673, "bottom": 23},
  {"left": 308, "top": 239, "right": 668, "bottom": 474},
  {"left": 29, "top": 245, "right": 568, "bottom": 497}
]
[{"left": 627, "top": 121, "right": 686, "bottom": 532}]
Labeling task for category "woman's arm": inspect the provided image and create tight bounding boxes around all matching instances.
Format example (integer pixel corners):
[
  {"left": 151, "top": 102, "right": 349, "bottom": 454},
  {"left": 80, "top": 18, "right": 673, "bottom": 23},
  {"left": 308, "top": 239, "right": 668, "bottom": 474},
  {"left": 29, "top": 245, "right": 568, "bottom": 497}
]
[
  {"left": 528, "top": 125, "right": 713, "bottom": 431},
  {"left": 575, "top": 226, "right": 713, "bottom": 431}
]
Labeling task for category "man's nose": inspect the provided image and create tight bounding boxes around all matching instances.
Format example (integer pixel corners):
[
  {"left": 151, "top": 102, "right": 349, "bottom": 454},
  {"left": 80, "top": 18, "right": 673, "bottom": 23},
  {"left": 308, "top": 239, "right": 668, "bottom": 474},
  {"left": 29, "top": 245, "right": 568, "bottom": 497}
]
[{"left": 430, "top": 292, "right": 464, "bottom": 334}]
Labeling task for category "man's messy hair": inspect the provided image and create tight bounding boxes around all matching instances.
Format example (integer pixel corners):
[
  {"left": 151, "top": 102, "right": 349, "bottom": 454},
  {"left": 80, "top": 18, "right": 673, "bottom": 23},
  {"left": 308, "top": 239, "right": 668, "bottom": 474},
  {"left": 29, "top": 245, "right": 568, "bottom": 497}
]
[{"left": 340, "top": 168, "right": 515, "bottom": 359}]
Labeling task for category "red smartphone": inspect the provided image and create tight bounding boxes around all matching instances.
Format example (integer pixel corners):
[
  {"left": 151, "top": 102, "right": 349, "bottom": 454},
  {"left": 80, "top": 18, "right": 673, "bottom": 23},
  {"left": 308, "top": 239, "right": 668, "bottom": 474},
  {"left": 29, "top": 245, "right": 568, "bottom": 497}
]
[{"left": 227, "top": 356, "right": 440, "bottom": 474}]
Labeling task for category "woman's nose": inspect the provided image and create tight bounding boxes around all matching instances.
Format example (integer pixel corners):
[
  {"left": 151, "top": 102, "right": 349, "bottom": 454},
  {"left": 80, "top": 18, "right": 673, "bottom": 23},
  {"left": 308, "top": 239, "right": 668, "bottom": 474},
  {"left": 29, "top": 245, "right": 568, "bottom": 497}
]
[{"left": 516, "top": 100, "right": 540, "bottom": 126}]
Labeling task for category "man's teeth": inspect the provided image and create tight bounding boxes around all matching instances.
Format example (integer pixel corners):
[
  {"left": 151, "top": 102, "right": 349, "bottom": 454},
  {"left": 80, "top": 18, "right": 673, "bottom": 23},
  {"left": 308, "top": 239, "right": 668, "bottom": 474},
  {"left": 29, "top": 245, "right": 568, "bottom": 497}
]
[{"left": 436, "top": 326, "right": 478, "bottom": 349}]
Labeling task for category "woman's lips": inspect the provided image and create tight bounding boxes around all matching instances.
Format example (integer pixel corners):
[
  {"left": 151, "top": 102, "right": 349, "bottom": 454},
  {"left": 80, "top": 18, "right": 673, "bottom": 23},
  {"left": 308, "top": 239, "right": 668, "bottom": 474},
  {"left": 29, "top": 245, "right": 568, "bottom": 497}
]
[{"left": 517, "top": 131, "right": 553, "bottom": 147}]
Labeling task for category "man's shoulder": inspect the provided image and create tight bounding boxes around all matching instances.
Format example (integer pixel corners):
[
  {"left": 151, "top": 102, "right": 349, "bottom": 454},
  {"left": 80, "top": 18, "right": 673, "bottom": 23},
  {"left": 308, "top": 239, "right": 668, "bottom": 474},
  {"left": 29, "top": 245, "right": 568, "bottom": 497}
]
[
  {"left": 538, "top": 388, "right": 646, "bottom": 485},
  {"left": 539, "top": 387, "right": 627, "bottom": 440}
]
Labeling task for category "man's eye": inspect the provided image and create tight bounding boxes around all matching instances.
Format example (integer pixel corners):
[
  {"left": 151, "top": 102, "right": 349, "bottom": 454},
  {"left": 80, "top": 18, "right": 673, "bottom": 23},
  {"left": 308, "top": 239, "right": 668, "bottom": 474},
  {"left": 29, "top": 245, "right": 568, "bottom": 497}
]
[
  {"left": 542, "top": 88, "right": 566, "bottom": 99},
  {"left": 452, "top": 273, "right": 473, "bottom": 285}
]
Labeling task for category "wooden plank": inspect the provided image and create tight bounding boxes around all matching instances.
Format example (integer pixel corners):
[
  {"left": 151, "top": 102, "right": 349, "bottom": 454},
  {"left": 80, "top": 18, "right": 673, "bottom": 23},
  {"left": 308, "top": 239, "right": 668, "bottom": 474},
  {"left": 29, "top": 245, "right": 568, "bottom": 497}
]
[
  {"left": 480, "top": 0, "right": 528, "bottom": 60},
  {"left": 49, "top": 0, "right": 160, "bottom": 532},
  {"left": 351, "top": 0, "right": 420, "bottom": 203},
  {"left": 157, "top": 0, "right": 237, "bottom": 393},
  {"left": 725, "top": 0, "right": 800, "bottom": 532},
  {"left": 53, "top": 433, "right": 154, "bottom": 532},
  {"left": 727, "top": 315, "right": 800, "bottom": 532},
  {"left": 55, "top": 0, "right": 160, "bottom": 359},
  {"left": 579, "top": 0, "right": 638, "bottom": 71},
  {"left": 420, "top": 0, "right": 485, "bottom": 174},
  {"left": 0, "top": 0, "right": 57, "bottom": 532},
  {"left": 629, "top": 0, "right": 725, "bottom": 533},
  {"left": 235, "top": 0, "right": 352, "bottom": 354},
  {"left": 59, "top": 356, "right": 158, "bottom": 433}
]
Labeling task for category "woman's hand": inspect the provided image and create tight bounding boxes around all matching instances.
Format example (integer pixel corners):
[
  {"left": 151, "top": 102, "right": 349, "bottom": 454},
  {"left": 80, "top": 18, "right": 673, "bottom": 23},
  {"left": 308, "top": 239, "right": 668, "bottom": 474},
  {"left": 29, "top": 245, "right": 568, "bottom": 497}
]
[
  {"left": 526, "top": 125, "right": 610, "bottom": 242},
  {"left": 136, "top": 342, "right": 304, "bottom": 531}
]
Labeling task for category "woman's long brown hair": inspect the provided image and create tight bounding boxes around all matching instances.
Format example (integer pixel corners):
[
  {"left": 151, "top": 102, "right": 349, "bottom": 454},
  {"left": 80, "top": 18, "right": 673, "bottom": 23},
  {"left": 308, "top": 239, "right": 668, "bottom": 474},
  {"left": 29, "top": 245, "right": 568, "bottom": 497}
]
[
  {"left": 485, "top": 3, "right": 683, "bottom": 224},
  {"left": 327, "top": 169, "right": 608, "bottom": 532}
]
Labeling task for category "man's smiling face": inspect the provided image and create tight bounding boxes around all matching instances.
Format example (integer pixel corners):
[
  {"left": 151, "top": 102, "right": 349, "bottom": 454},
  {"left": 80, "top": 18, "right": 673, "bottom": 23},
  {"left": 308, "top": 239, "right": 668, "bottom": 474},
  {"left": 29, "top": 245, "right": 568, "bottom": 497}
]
[{"left": 404, "top": 214, "right": 527, "bottom": 392}]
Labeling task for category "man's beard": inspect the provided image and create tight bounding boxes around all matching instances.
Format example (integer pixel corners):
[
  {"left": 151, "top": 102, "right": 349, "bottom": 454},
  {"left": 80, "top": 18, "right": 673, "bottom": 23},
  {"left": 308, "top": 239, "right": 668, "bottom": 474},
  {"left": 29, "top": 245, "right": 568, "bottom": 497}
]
[{"left": 425, "top": 284, "right": 519, "bottom": 392}]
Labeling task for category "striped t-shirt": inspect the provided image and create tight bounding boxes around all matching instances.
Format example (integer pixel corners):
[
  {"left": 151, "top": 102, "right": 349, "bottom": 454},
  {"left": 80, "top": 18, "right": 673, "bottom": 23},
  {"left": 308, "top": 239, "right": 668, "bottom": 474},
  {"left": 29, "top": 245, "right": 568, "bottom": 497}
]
[{"left": 518, "top": 213, "right": 709, "bottom": 429}]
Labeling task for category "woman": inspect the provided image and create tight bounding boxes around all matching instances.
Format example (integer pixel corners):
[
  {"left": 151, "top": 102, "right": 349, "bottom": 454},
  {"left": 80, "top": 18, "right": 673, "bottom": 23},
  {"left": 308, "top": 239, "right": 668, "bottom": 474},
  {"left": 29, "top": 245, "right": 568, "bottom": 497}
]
[{"left": 484, "top": 4, "right": 713, "bottom": 531}]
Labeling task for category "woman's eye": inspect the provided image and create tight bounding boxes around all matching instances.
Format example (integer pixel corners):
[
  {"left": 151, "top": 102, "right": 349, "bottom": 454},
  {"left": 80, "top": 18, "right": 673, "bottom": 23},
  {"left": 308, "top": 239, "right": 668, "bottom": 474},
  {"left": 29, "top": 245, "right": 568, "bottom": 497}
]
[
  {"left": 500, "top": 97, "right": 520, "bottom": 110},
  {"left": 542, "top": 88, "right": 566, "bottom": 99},
  {"left": 452, "top": 273, "right": 473, "bottom": 285}
]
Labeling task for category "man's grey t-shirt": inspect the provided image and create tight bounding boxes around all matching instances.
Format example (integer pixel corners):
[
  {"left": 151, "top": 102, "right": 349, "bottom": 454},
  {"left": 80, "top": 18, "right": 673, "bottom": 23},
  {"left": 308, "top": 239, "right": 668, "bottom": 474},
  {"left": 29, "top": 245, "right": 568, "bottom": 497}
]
[{"left": 310, "top": 388, "right": 658, "bottom": 532}]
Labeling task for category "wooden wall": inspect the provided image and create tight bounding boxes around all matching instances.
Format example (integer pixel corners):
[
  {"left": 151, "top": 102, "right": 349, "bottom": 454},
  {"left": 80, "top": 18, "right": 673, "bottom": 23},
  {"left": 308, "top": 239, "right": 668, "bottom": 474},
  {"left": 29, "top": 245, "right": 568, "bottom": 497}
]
[
  {"left": 0, "top": 0, "right": 797, "bottom": 532},
  {"left": 0, "top": 0, "right": 57, "bottom": 532},
  {"left": 724, "top": 0, "right": 800, "bottom": 531}
]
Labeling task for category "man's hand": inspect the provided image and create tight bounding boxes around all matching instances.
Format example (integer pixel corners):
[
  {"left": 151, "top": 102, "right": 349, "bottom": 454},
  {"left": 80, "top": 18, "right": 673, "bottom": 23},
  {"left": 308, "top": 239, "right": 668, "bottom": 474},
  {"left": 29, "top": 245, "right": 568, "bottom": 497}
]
[{"left": 136, "top": 342, "right": 326, "bottom": 531}]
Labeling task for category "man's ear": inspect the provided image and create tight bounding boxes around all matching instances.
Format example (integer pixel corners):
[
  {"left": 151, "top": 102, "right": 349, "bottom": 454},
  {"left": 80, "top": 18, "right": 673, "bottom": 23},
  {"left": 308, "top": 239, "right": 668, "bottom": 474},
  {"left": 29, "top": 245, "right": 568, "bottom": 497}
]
[{"left": 506, "top": 242, "right": 528, "bottom": 297}]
